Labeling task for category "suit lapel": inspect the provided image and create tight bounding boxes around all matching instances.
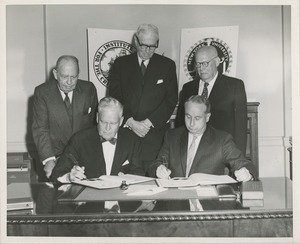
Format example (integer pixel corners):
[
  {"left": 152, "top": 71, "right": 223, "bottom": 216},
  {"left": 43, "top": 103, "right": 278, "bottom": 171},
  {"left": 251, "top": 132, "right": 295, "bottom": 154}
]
[
  {"left": 48, "top": 81, "right": 72, "bottom": 141},
  {"left": 189, "top": 127, "right": 210, "bottom": 174},
  {"left": 192, "top": 78, "right": 200, "bottom": 95},
  {"left": 180, "top": 130, "right": 189, "bottom": 176},
  {"left": 72, "top": 81, "right": 85, "bottom": 132},
  {"left": 110, "top": 130, "right": 125, "bottom": 175},
  {"left": 208, "top": 73, "right": 224, "bottom": 100}
]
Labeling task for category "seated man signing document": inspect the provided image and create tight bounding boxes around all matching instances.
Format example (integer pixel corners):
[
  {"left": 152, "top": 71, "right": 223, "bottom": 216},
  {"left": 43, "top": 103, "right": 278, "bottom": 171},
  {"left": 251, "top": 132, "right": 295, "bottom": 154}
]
[
  {"left": 51, "top": 97, "right": 144, "bottom": 183},
  {"left": 148, "top": 95, "right": 258, "bottom": 181}
]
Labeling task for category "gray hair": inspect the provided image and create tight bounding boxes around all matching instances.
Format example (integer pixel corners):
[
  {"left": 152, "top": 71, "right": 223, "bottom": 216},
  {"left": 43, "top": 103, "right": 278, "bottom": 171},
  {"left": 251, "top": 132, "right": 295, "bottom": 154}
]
[
  {"left": 98, "top": 96, "right": 123, "bottom": 117},
  {"left": 136, "top": 24, "right": 159, "bottom": 40},
  {"left": 55, "top": 55, "right": 79, "bottom": 73}
]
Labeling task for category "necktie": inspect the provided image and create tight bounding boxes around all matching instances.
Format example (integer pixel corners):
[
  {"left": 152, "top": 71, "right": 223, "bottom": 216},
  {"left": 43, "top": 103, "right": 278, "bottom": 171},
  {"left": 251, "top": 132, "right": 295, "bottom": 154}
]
[
  {"left": 186, "top": 135, "right": 197, "bottom": 177},
  {"left": 64, "top": 92, "right": 71, "bottom": 109},
  {"left": 100, "top": 136, "right": 117, "bottom": 145},
  {"left": 141, "top": 60, "right": 146, "bottom": 76},
  {"left": 201, "top": 82, "right": 209, "bottom": 99}
]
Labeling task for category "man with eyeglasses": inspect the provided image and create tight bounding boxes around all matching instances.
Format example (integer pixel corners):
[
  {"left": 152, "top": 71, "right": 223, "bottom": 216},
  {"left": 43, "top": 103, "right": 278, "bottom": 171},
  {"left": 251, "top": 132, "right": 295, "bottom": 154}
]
[
  {"left": 32, "top": 55, "right": 98, "bottom": 180},
  {"left": 176, "top": 45, "right": 247, "bottom": 155},
  {"left": 109, "top": 24, "right": 178, "bottom": 175}
]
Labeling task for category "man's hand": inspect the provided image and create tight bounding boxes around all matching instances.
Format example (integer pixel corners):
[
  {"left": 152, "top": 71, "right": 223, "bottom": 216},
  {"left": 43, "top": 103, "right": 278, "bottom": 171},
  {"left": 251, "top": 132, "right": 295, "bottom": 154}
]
[
  {"left": 234, "top": 167, "right": 253, "bottom": 182},
  {"left": 69, "top": 165, "right": 86, "bottom": 182},
  {"left": 44, "top": 159, "right": 56, "bottom": 178},
  {"left": 156, "top": 165, "right": 171, "bottom": 179},
  {"left": 127, "top": 118, "right": 151, "bottom": 137}
]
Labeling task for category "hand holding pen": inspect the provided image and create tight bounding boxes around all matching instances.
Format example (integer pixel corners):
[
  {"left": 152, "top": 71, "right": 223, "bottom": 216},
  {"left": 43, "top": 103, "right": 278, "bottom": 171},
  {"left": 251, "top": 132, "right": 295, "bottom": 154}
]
[
  {"left": 156, "top": 156, "right": 171, "bottom": 179},
  {"left": 67, "top": 153, "right": 87, "bottom": 181}
]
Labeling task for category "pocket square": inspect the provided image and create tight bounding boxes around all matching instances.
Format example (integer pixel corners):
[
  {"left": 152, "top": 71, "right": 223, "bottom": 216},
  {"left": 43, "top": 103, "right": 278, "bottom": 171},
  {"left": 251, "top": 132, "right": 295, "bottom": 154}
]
[
  {"left": 122, "top": 160, "right": 130, "bottom": 166},
  {"left": 157, "top": 79, "right": 164, "bottom": 84}
]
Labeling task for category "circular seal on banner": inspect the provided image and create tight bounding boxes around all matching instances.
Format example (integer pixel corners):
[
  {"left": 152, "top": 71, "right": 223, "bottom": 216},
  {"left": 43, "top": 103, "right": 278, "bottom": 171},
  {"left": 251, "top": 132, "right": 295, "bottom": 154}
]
[
  {"left": 183, "top": 38, "right": 233, "bottom": 81},
  {"left": 93, "top": 40, "right": 136, "bottom": 87}
]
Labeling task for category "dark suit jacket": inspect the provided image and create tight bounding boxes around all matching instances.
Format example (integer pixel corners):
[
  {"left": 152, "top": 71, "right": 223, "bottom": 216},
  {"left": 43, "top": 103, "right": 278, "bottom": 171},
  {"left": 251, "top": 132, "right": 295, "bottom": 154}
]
[
  {"left": 148, "top": 125, "right": 258, "bottom": 179},
  {"left": 109, "top": 53, "right": 178, "bottom": 130},
  {"left": 176, "top": 73, "right": 247, "bottom": 153},
  {"left": 51, "top": 127, "right": 144, "bottom": 182},
  {"left": 32, "top": 79, "right": 98, "bottom": 162}
]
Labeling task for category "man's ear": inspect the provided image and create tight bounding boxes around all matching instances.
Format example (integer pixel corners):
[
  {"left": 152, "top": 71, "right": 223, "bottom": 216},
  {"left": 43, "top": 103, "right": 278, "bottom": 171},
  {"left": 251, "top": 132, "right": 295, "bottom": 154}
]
[
  {"left": 53, "top": 69, "right": 58, "bottom": 80},
  {"left": 119, "top": 116, "right": 124, "bottom": 126},
  {"left": 96, "top": 112, "right": 99, "bottom": 123},
  {"left": 215, "top": 57, "right": 220, "bottom": 68},
  {"left": 206, "top": 113, "right": 211, "bottom": 122}
]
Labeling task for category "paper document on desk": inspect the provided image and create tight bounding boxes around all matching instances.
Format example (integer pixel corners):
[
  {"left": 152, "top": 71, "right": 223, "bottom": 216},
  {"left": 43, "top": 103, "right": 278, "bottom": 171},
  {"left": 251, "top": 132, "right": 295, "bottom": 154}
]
[
  {"left": 73, "top": 174, "right": 154, "bottom": 190},
  {"left": 123, "top": 184, "right": 167, "bottom": 196},
  {"left": 156, "top": 173, "right": 237, "bottom": 188}
]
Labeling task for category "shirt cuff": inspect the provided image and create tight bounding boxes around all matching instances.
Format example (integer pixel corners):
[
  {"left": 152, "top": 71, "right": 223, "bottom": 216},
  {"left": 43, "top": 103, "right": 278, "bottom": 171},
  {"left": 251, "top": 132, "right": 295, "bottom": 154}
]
[
  {"left": 57, "top": 173, "right": 71, "bottom": 183},
  {"left": 124, "top": 117, "right": 133, "bottom": 129},
  {"left": 42, "top": 156, "right": 56, "bottom": 165}
]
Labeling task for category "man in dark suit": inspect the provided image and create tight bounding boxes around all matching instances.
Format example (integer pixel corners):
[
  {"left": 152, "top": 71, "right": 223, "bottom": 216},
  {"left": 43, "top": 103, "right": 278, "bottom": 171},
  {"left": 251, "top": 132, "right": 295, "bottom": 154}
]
[
  {"left": 109, "top": 24, "right": 178, "bottom": 173},
  {"left": 149, "top": 95, "right": 257, "bottom": 181},
  {"left": 176, "top": 46, "right": 247, "bottom": 154},
  {"left": 32, "top": 55, "right": 98, "bottom": 179},
  {"left": 51, "top": 97, "right": 144, "bottom": 183}
]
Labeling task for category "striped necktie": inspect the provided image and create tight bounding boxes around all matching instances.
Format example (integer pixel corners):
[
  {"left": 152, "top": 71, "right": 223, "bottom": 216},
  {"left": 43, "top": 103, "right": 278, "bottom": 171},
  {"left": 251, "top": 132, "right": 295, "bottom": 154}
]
[
  {"left": 201, "top": 82, "right": 209, "bottom": 99},
  {"left": 186, "top": 135, "right": 197, "bottom": 177},
  {"left": 64, "top": 92, "right": 71, "bottom": 110}
]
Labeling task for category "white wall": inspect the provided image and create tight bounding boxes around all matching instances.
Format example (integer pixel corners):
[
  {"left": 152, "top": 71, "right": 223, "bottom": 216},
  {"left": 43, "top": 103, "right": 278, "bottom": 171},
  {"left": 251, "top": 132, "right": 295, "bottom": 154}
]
[
  {"left": 6, "top": 5, "right": 46, "bottom": 152},
  {"left": 6, "top": 4, "right": 293, "bottom": 177}
]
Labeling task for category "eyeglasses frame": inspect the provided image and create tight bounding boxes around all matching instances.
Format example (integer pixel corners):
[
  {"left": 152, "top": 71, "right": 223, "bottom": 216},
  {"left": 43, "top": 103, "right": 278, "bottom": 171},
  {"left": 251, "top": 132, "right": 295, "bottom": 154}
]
[
  {"left": 135, "top": 34, "right": 159, "bottom": 51},
  {"left": 195, "top": 56, "right": 218, "bottom": 69}
]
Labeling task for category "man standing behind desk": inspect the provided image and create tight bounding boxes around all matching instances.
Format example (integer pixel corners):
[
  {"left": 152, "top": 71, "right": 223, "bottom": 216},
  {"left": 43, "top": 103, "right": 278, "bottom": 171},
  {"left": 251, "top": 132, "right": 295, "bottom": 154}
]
[
  {"left": 109, "top": 24, "right": 178, "bottom": 174},
  {"left": 149, "top": 95, "right": 257, "bottom": 181},
  {"left": 32, "top": 55, "right": 98, "bottom": 180},
  {"left": 176, "top": 46, "right": 247, "bottom": 154},
  {"left": 51, "top": 97, "right": 144, "bottom": 183}
]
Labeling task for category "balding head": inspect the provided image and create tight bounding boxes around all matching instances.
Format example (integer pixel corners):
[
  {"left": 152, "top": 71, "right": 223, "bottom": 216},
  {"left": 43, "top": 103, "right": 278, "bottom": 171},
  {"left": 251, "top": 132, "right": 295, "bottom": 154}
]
[{"left": 195, "top": 46, "right": 220, "bottom": 83}]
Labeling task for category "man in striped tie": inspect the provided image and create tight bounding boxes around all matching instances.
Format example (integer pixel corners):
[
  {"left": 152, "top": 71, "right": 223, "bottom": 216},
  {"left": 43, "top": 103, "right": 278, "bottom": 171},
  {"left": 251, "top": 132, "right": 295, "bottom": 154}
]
[
  {"left": 149, "top": 95, "right": 257, "bottom": 182},
  {"left": 32, "top": 55, "right": 98, "bottom": 180},
  {"left": 176, "top": 45, "right": 248, "bottom": 155}
]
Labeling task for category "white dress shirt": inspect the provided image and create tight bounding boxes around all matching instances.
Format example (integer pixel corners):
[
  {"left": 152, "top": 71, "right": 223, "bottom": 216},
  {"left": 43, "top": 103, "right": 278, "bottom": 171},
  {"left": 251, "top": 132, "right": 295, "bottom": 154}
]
[
  {"left": 57, "top": 134, "right": 118, "bottom": 183},
  {"left": 198, "top": 72, "right": 218, "bottom": 97},
  {"left": 187, "top": 133, "right": 203, "bottom": 164}
]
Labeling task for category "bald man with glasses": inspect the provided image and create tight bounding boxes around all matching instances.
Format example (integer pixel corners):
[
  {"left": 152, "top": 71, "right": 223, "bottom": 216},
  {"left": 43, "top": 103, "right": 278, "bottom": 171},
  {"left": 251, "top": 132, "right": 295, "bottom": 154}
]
[
  {"left": 176, "top": 46, "right": 248, "bottom": 155},
  {"left": 109, "top": 24, "right": 178, "bottom": 175}
]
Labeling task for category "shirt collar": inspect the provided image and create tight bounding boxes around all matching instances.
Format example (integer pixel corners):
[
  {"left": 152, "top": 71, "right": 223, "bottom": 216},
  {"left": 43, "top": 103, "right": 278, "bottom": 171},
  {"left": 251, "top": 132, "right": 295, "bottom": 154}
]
[
  {"left": 137, "top": 56, "right": 150, "bottom": 67},
  {"left": 201, "top": 71, "right": 218, "bottom": 87}
]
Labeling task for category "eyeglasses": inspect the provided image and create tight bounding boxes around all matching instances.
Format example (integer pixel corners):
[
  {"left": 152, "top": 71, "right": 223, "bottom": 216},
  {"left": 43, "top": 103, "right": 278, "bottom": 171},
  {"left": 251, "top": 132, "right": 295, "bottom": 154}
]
[
  {"left": 195, "top": 56, "right": 218, "bottom": 68},
  {"left": 135, "top": 35, "right": 159, "bottom": 51}
]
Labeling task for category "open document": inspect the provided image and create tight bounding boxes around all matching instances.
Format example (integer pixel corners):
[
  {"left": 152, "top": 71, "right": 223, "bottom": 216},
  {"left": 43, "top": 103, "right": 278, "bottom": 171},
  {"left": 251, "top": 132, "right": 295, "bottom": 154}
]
[
  {"left": 156, "top": 173, "right": 237, "bottom": 188},
  {"left": 73, "top": 174, "right": 154, "bottom": 190}
]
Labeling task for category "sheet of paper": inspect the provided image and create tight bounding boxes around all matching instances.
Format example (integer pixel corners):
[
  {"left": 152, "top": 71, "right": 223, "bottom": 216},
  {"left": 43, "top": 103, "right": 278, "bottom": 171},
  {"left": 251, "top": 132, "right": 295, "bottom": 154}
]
[
  {"left": 124, "top": 185, "right": 167, "bottom": 196},
  {"left": 156, "top": 178, "right": 196, "bottom": 188},
  {"left": 73, "top": 179, "right": 120, "bottom": 189},
  {"left": 189, "top": 173, "right": 237, "bottom": 185},
  {"left": 73, "top": 174, "right": 154, "bottom": 190},
  {"left": 99, "top": 174, "right": 154, "bottom": 185},
  {"left": 156, "top": 173, "right": 237, "bottom": 188}
]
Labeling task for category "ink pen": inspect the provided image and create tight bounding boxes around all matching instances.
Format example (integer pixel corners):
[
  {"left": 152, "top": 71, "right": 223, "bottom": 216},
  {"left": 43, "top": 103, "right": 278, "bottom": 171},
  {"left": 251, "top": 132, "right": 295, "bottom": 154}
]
[
  {"left": 68, "top": 153, "right": 87, "bottom": 180},
  {"left": 162, "top": 156, "right": 171, "bottom": 180}
]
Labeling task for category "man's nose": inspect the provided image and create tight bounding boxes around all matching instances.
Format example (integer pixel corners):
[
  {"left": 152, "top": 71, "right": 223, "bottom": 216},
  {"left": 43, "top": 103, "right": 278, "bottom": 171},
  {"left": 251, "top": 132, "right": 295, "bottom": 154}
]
[
  {"left": 189, "top": 119, "right": 194, "bottom": 127},
  {"left": 66, "top": 77, "right": 72, "bottom": 85},
  {"left": 105, "top": 123, "right": 111, "bottom": 130}
]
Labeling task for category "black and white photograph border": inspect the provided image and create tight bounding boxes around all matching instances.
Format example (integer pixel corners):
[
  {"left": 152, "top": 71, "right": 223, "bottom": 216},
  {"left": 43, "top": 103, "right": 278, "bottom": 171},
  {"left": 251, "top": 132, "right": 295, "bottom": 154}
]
[{"left": 0, "top": 0, "right": 299, "bottom": 243}]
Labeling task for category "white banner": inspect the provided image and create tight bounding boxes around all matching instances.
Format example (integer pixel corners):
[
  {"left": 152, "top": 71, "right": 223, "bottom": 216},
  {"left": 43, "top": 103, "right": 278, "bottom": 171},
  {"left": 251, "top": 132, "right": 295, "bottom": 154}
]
[
  {"left": 179, "top": 26, "right": 239, "bottom": 92},
  {"left": 87, "top": 28, "right": 136, "bottom": 99}
]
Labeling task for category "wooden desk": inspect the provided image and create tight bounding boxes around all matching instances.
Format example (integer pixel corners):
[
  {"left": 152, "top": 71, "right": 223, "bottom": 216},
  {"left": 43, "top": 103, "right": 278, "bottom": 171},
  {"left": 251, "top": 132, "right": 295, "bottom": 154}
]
[{"left": 7, "top": 177, "right": 292, "bottom": 237}]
